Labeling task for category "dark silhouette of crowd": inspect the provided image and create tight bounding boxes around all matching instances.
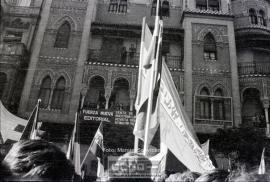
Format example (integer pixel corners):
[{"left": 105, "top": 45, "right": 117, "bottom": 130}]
[
  {"left": 0, "top": 140, "right": 74, "bottom": 181},
  {"left": 1, "top": 141, "right": 270, "bottom": 182}
]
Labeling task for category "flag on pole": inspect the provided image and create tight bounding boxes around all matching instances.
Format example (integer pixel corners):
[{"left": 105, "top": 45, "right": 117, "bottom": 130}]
[
  {"left": 158, "top": 61, "right": 215, "bottom": 174},
  {"left": 90, "top": 122, "right": 104, "bottom": 177},
  {"left": 20, "top": 99, "right": 41, "bottom": 140},
  {"left": 66, "top": 112, "right": 81, "bottom": 175},
  {"left": 133, "top": 18, "right": 163, "bottom": 144},
  {"left": 81, "top": 122, "right": 104, "bottom": 178},
  {"left": 258, "top": 148, "right": 266, "bottom": 175}
]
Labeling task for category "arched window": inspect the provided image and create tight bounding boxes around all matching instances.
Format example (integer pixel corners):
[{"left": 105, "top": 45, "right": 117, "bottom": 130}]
[
  {"left": 0, "top": 72, "right": 7, "bottom": 99},
  {"left": 39, "top": 76, "right": 52, "bottom": 108},
  {"left": 54, "top": 21, "right": 71, "bottom": 48},
  {"left": 84, "top": 76, "right": 105, "bottom": 109},
  {"left": 151, "top": 0, "right": 157, "bottom": 16},
  {"left": 51, "top": 77, "right": 66, "bottom": 110},
  {"left": 118, "top": 0, "right": 127, "bottom": 13},
  {"left": 108, "top": 0, "right": 119, "bottom": 13},
  {"left": 213, "top": 88, "right": 225, "bottom": 120},
  {"left": 200, "top": 87, "right": 211, "bottom": 119},
  {"left": 162, "top": 0, "right": 170, "bottom": 17},
  {"left": 249, "top": 9, "right": 257, "bottom": 25},
  {"left": 109, "top": 78, "right": 130, "bottom": 111},
  {"left": 204, "top": 33, "right": 217, "bottom": 61},
  {"left": 258, "top": 10, "right": 267, "bottom": 26}
]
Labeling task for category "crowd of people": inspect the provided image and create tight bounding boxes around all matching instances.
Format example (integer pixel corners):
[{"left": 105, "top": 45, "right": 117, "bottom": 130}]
[{"left": 0, "top": 140, "right": 269, "bottom": 181}]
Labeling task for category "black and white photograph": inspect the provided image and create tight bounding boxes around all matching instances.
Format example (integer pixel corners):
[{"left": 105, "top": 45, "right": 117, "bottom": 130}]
[{"left": 0, "top": 0, "right": 270, "bottom": 181}]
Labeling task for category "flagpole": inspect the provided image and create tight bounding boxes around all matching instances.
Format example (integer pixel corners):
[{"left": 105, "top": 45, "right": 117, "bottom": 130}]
[
  {"left": 143, "top": 0, "right": 161, "bottom": 156},
  {"left": 30, "top": 99, "right": 41, "bottom": 140},
  {"left": 134, "top": 17, "right": 147, "bottom": 153}
]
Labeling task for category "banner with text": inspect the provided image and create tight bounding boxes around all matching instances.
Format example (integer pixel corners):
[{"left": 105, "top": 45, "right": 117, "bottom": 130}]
[{"left": 80, "top": 109, "right": 135, "bottom": 125}]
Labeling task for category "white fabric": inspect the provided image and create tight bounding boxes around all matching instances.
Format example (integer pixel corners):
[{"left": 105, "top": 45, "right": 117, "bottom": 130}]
[{"left": 0, "top": 101, "right": 27, "bottom": 142}]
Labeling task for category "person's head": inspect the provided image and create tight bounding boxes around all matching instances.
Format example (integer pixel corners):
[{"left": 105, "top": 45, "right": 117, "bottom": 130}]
[
  {"left": 166, "top": 171, "right": 200, "bottom": 182},
  {"left": 109, "top": 152, "right": 152, "bottom": 182},
  {"left": 228, "top": 171, "right": 270, "bottom": 182},
  {"left": 2, "top": 140, "right": 74, "bottom": 181},
  {"left": 195, "top": 169, "right": 229, "bottom": 182}
]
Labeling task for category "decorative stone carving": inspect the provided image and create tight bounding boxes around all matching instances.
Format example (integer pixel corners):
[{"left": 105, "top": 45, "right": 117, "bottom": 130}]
[
  {"left": 53, "top": 15, "right": 77, "bottom": 31},
  {"left": 192, "top": 23, "right": 228, "bottom": 43}
]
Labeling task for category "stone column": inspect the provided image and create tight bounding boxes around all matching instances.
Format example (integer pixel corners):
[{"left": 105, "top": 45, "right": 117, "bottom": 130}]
[
  {"left": 18, "top": 0, "right": 53, "bottom": 115},
  {"left": 261, "top": 98, "right": 269, "bottom": 137},
  {"left": 105, "top": 87, "right": 112, "bottom": 109},
  {"left": 47, "top": 86, "right": 54, "bottom": 110},
  {"left": 129, "top": 89, "right": 136, "bottom": 112},
  {"left": 210, "top": 98, "right": 214, "bottom": 120}
]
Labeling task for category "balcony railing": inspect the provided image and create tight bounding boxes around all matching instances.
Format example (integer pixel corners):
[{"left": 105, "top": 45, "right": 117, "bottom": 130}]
[
  {"left": 194, "top": 118, "right": 233, "bottom": 127},
  {"left": 0, "top": 43, "right": 26, "bottom": 56},
  {"left": 238, "top": 62, "right": 270, "bottom": 75},
  {"left": 87, "top": 49, "right": 183, "bottom": 69}
]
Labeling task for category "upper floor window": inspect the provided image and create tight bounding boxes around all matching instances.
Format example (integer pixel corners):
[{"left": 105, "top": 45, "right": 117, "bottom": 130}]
[
  {"left": 108, "top": 0, "right": 127, "bottom": 13},
  {"left": 208, "top": 0, "right": 220, "bottom": 11},
  {"left": 151, "top": 0, "right": 157, "bottom": 16},
  {"left": 162, "top": 0, "right": 170, "bottom": 17},
  {"left": 39, "top": 76, "right": 52, "bottom": 108},
  {"left": 118, "top": 0, "right": 128, "bottom": 13},
  {"left": 151, "top": 0, "right": 170, "bottom": 17},
  {"left": 108, "top": 0, "right": 118, "bottom": 13},
  {"left": 54, "top": 21, "right": 71, "bottom": 48},
  {"left": 258, "top": 10, "right": 267, "bottom": 26},
  {"left": 196, "top": 0, "right": 207, "bottom": 10},
  {"left": 196, "top": 0, "right": 220, "bottom": 11},
  {"left": 204, "top": 33, "right": 217, "bottom": 61},
  {"left": 249, "top": 9, "right": 257, "bottom": 25}
]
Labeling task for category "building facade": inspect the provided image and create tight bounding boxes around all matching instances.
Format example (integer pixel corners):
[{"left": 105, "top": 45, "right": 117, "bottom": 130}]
[{"left": 0, "top": 0, "right": 270, "bottom": 134}]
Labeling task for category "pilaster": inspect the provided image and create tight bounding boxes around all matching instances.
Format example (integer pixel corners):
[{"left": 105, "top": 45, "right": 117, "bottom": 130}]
[
  {"left": 18, "top": 0, "right": 53, "bottom": 115},
  {"left": 183, "top": 19, "right": 193, "bottom": 119},
  {"left": 227, "top": 22, "right": 242, "bottom": 127},
  {"left": 69, "top": 0, "right": 97, "bottom": 118}
]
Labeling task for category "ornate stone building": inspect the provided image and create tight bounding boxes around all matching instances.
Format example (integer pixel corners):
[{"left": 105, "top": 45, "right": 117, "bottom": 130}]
[{"left": 0, "top": 0, "right": 269, "bottom": 134}]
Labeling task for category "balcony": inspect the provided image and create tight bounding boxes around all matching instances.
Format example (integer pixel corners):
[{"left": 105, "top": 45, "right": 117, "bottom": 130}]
[
  {"left": 3, "top": 0, "right": 41, "bottom": 16},
  {"left": 87, "top": 49, "right": 183, "bottom": 69},
  {"left": 238, "top": 62, "right": 270, "bottom": 76},
  {"left": 0, "top": 43, "right": 27, "bottom": 56}
]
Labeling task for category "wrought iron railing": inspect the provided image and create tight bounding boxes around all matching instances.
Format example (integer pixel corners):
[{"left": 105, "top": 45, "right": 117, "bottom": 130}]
[
  {"left": 238, "top": 62, "right": 270, "bottom": 75},
  {"left": 87, "top": 49, "right": 183, "bottom": 69}
]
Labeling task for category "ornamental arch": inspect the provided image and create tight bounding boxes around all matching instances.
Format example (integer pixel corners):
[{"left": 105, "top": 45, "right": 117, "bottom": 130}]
[
  {"left": 84, "top": 76, "right": 106, "bottom": 109},
  {"left": 109, "top": 77, "right": 130, "bottom": 110},
  {"left": 241, "top": 88, "right": 264, "bottom": 127}
]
